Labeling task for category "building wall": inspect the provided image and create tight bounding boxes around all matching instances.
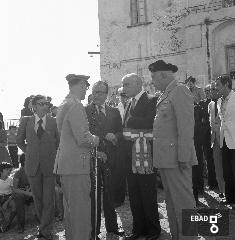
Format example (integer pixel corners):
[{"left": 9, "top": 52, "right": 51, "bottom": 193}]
[{"left": 98, "top": 0, "right": 235, "bottom": 90}]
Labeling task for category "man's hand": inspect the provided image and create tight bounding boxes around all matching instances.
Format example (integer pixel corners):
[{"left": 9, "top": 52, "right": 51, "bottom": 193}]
[
  {"left": 97, "top": 151, "right": 107, "bottom": 163},
  {"left": 25, "top": 188, "right": 33, "bottom": 197},
  {"left": 105, "top": 133, "right": 117, "bottom": 145},
  {"left": 178, "top": 161, "right": 188, "bottom": 173},
  {"left": 93, "top": 136, "right": 99, "bottom": 147}
]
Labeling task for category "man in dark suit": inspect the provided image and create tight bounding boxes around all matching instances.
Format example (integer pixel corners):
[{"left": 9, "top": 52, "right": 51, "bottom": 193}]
[
  {"left": 17, "top": 95, "right": 59, "bottom": 240},
  {"left": 122, "top": 73, "right": 161, "bottom": 240},
  {"left": 85, "top": 81, "right": 124, "bottom": 239}
]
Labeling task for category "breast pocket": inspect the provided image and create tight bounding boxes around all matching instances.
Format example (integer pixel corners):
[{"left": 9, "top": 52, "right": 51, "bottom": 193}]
[{"left": 157, "top": 100, "right": 173, "bottom": 120}]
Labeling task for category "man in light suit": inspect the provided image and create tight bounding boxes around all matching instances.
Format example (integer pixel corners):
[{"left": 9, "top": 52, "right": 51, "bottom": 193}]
[
  {"left": 216, "top": 75, "right": 235, "bottom": 207},
  {"left": 208, "top": 82, "right": 225, "bottom": 198},
  {"left": 54, "top": 74, "right": 100, "bottom": 240},
  {"left": 149, "top": 60, "right": 198, "bottom": 240},
  {"left": 17, "top": 95, "right": 60, "bottom": 240}
]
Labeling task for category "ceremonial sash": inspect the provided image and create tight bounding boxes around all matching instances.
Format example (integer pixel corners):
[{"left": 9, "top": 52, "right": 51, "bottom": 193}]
[{"left": 123, "top": 128, "right": 154, "bottom": 174}]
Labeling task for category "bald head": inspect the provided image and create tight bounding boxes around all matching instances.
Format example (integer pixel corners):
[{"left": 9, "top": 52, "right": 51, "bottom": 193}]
[{"left": 122, "top": 73, "right": 143, "bottom": 98}]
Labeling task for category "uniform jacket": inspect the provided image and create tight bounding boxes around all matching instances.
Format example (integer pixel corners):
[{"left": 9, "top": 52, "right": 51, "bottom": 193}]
[
  {"left": 153, "top": 80, "right": 198, "bottom": 168},
  {"left": 16, "top": 115, "right": 59, "bottom": 176},
  {"left": 54, "top": 93, "right": 97, "bottom": 175},
  {"left": 218, "top": 90, "right": 235, "bottom": 149}
]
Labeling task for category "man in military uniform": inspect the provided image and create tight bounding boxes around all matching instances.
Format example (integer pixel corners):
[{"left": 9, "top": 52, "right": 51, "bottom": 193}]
[
  {"left": 150, "top": 60, "right": 198, "bottom": 240},
  {"left": 185, "top": 76, "right": 206, "bottom": 104}
]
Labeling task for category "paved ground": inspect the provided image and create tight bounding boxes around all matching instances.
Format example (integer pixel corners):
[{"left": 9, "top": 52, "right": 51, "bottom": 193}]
[{"left": 1, "top": 187, "right": 235, "bottom": 240}]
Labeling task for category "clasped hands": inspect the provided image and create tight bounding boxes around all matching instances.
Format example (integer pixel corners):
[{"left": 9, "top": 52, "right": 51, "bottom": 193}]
[{"left": 105, "top": 133, "right": 117, "bottom": 145}]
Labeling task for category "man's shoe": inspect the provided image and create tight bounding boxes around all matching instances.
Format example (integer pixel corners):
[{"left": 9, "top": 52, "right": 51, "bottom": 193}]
[
  {"left": 125, "top": 233, "right": 141, "bottom": 240},
  {"left": 35, "top": 232, "right": 44, "bottom": 239},
  {"left": 17, "top": 226, "right": 24, "bottom": 233},
  {"left": 108, "top": 229, "right": 125, "bottom": 236},
  {"left": 219, "top": 193, "right": 225, "bottom": 199},
  {"left": 146, "top": 233, "right": 161, "bottom": 240}
]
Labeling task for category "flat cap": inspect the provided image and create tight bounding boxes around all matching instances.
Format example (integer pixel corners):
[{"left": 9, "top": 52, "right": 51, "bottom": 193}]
[
  {"left": 148, "top": 60, "right": 178, "bottom": 73},
  {"left": 66, "top": 74, "right": 90, "bottom": 86}
]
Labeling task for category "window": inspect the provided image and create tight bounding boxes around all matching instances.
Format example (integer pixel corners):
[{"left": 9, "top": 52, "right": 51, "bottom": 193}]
[
  {"left": 130, "top": 0, "right": 147, "bottom": 25},
  {"left": 226, "top": 46, "right": 235, "bottom": 88},
  {"left": 227, "top": 46, "right": 235, "bottom": 74},
  {"left": 223, "top": 0, "right": 235, "bottom": 7}
]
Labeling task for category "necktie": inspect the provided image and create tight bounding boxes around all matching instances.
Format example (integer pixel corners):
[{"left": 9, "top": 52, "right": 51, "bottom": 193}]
[
  {"left": 124, "top": 98, "right": 136, "bottom": 127},
  {"left": 98, "top": 105, "right": 105, "bottom": 116},
  {"left": 214, "top": 100, "right": 218, "bottom": 118},
  {"left": 131, "top": 98, "right": 136, "bottom": 109},
  {"left": 37, "top": 119, "right": 44, "bottom": 139}
]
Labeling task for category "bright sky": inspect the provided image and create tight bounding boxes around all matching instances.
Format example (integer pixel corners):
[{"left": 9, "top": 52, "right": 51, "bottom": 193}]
[{"left": 0, "top": 0, "right": 100, "bottom": 120}]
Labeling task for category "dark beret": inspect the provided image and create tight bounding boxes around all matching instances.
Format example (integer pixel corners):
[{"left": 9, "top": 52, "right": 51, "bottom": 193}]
[
  {"left": 66, "top": 74, "right": 90, "bottom": 86},
  {"left": 148, "top": 60, "right": 178, "bottom": 73}
]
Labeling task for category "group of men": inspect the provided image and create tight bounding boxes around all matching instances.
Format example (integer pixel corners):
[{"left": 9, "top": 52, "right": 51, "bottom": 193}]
[{"left": 15, "top": 59, "right": 235, "bottom": 240}]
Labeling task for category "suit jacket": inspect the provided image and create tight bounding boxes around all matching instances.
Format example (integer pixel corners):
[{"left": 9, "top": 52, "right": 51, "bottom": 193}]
[
  {"left": 85, "top": 103, "right": 122, "bottom": 168},
  {"left": 208, "top": 100, "right": 221, "bottom": 147},
  {"left": 124, "top": 92, "right": 158, "bottom": 130},
  {"left": 54, "top": 94, "right": 97, "bottom": 175},
  {"left": 191, "top": 86, "right": 206, "bottom": 104},
  {"left": 122, "top": 92, "right": 157, "bottom": 170},
  {"left": 218, "top": 90, "right": 235, "bottom": 149},
  {"left": 153, "top": 80, "right": 198, "bottom": 168},
  {"left": 16, "top": 115, "right": 59, "bottom": 177}
]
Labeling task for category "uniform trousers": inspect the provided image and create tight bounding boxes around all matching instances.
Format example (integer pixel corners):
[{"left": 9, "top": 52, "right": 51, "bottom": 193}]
[
  {"left": 61, "top": 174, "right": 91, "bottom": 240},
  {"left": 160, "top": 167, "right": 197, "bottom": 240}
]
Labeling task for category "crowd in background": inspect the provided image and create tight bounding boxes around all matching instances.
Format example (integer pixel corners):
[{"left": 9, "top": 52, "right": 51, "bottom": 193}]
[{"left": 0, "top": 67, "right": 234, "bottom": 240}]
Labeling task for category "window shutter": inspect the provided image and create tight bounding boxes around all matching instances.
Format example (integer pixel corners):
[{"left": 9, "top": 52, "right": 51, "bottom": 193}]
[
  {"left": 227, "top": 47, "right": 235, "bottom": 72},
  {"left": 137, "top": 0, "right": 146, "bottom": 23},
  {"left": 131, "top": 0, "right": 138, "bottom": 25}
]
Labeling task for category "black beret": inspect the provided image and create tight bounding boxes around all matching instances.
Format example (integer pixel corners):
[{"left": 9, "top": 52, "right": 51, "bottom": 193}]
[
  {"left": 66, "top": 74, "right": 90, "bottom": 86},
  {"left": 148, "top": 60, "right": 178, "bottom": 73}
]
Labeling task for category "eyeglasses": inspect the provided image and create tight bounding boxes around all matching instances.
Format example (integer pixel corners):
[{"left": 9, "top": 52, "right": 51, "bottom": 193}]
[
  {"left": 93, "top": 91, "right": 108, "bottom": 95},
  {"left": 36, "top": 102, "right": 50, "bottom": 107}
]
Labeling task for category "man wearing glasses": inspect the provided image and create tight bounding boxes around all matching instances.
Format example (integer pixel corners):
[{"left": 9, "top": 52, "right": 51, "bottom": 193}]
[
  {"left": 85, "top": 81, "right": 124, "bottom": 239},
  {"left": 17, "top": 95, "right": 60, "bottom": 240}
]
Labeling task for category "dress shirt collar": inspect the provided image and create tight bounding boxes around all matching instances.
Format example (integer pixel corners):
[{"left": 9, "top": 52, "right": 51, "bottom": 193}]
[
  {"left": 164, "top": 80, "right": 177, "bottom": 94},
  {"left": 34, "top": 114, "right": 46, "bottom": 129},
  {"left": 96, "top": 103, "right": 106, "bottom": 115},
  {"left": 223, "top": 90, "right": 233, "bottom": 102}
]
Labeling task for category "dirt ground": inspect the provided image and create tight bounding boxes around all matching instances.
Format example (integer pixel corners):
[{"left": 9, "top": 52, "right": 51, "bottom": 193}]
[{"left": 1, "top": 187, "right": 235, "bottom": 240}]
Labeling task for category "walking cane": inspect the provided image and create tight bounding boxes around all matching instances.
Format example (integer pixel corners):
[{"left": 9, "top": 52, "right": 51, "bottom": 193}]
[{"left": 93, "top": 147, "right": 98, "bottom": 240}]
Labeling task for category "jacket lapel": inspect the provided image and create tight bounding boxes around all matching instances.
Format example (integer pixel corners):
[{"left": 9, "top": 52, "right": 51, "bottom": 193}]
[
  {"left": 45, "top": 115, "right": 51, "bottom": 133},
  {"left": 28, "top": 116, "right": 38, "bottom": 138},
  {"left": 156, "top": 80, "right": 177, "bottom": 107},
  {"left": 225, "top": 91, "right": 235, "bottom": 117}
]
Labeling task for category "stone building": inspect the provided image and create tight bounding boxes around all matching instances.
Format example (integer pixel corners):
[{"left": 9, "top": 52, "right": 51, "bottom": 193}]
[{"left": 98, "top": 0, "right": 235, "bottom": 93}]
